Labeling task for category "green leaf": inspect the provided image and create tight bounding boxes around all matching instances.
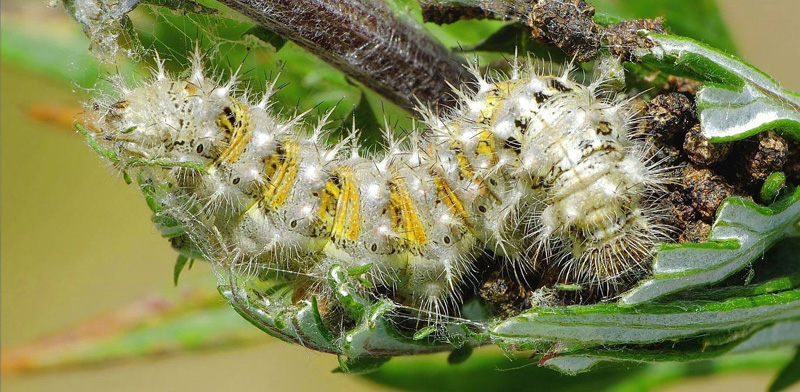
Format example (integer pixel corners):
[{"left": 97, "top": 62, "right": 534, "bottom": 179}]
[
  {"left": 342, "top": 91, "right": 384, "bottom": 151},
  {"left": 413, "top": 325, "right": 437, "bottom": 341},
  {"left": 173, "top": 254, "right": 189, "bottom": 286},
  {"left": 544, "top": 320, "right": 800, "bottom": 374},
  {"left": 151, "top": 214, "right": 185, "bottom": 238},
  {"left": 336, "top": 355, "right": 391, "bottom": 374},
  {"left": 639, "top": 37, "right": 744, "bottom": 88},
  {"left": 311, "top": 296, "right": 337, "bottom": 346},
  {"left": 363, "top": 347, "right": 794, "bottom": 392},
  {"left": 458, "top": 23, "right": 566, "bottom": 62},
  {"left": 447, "top": 345, "right": 473, "bottom": 365},
  {"left": 761, "top": 173, "right": 788, "bottom": 203},
  {"left": 220, "top": 265, "right": 484, "bottom": 359},
  {"left": 640, "top": 34, "right": 800, "bottom": 142},
  {"left": 553, "top": 283, "right": 583, "bottom": 292},
  {"left": 140, "top": 0, "right": 217, "bottom": 14},
  {"left": 493, "top": 287, "right": 800, "bottom": 348},
  {"left": 460, "top": 24, "right": 526, "bottom": 53},
  {"left": 243, "top": 26, "right": 287, "bottom": 52},
  {"left": 621, "top": 187, "right": 800, "bottom": 305},
  {"left": 121, "top": 125, "right": 137, "bottom": 134},
  {"left": 770, "top": 348, "right": 800, "bottom": 392},
  {"left": 0, "top": 15, "right": 106, "bottom": 87},
  {"left": 1, "top": 289, "right": 264, "bottom": 374},
  {"left": 75, "top": 123, "right": 124, "bottom": 163},
  {"left": 347, "top": 263, "right": 373, "bottom": 276}
]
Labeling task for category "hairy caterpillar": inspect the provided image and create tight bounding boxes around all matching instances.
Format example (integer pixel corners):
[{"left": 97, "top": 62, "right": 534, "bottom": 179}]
[{"left": 83, "top": 53, "right": 669, "bottom": 317}]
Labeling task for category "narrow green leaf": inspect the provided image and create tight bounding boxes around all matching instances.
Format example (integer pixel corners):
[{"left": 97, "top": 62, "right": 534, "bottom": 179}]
[
  {"left": 413, "top": 325, "right": 437, "bottom": 341},
  {"left": 151, "top": 214, "right": 186, "bottom": 238},
  {"left": 554, "top": 283, "right": 583, "bottom": 292},
  {"left": 311, "top": 296, "right": 337, "bottom": 346},
  {"left": 447, "top": 345, "right": 473, "bottom": 365},
  {"left": 174, "top": 254, "right": 189, "bottom": 286},
  {"left": 493, "top": 288, "right": 800, "bottom": 348},
  {"left": 641, "top": 34, "right": 800, "bottom": 142},
  {"left": 75, "top": 123, "right": 118, "bottom": 162},
  {"left": 770, "top": 348, "right": 800, "bottom": 392},
  {"left": 621, "top": 187, "right": 800, "bottom": 305},
  {"left": 668, "top": 274, "right": 800, "bottom": 303},
  {"left": 328, "top": 265, "right": 368, "bottom": 320},
  {"left": 291, "top": 300, "right": 338, "bottom": 351},
  {"left": 357, "top": 277, "right": 375, "bottom": 289},
  {"left": 336, "top": 355, "right": 391, "bottom": 374},
  {"left": 761, "top": 173, "right": 788, "bottom": 203},
  {"left": 544, "top": 320, "right": 800, "bottom": 374},
  {"left": 1, "top": 290, "right": 264, "bottom": 374}
]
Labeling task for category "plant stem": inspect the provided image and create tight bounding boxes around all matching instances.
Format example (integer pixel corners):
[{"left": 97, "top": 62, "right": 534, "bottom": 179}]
[{"left": 216, "top": 0, "right": 472, "bottom": 111}]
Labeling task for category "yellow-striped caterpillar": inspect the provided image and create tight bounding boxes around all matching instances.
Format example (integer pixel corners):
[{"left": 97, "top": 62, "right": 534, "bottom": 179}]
[{"left": 84, "top": 54, "right": 669, "bottom": 318}]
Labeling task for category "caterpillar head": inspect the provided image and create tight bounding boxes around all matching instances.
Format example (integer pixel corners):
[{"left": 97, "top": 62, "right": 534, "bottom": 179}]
[{"left": 88, "top": 78, "right": 251, "bottom": 169}]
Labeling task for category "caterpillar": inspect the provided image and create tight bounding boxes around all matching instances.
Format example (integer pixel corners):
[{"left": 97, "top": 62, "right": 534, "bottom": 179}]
[{"left": 83, "top": 53, "right": 669, "bottom": 318}]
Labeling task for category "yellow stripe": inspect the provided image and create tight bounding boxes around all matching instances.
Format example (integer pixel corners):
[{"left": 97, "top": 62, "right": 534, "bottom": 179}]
[
  {"left": 262, "top": 140, "right": 299, "bottom": 210},
  {"left": 475, "top": 130, "right": 498, "bottom": 164},
  {"left": 449, "top": 140, "right": 475, "bottom": 180},
  {"left": 477, "top": 89, "right": 499, "bottom": 124},
  {"left": 316, "top": 180, "right": 338, "bottom": 237},
  {"left": 316, "top": 168, "right": 360, "bottom": 243},
  {"left": 476, "top": 80, "right": 520, "bottom": 124},
  {"left": 434, "top": 176, "right": 470, "bottom": 225},
  {"left": 388, "top": 178, "right": 427, "bottom": 251},
  {"left": 215, "top": 99, "right": 252, "bottom": 165},
  {"left": 331, "top": 167, "right": 360, "bottom": 242}
]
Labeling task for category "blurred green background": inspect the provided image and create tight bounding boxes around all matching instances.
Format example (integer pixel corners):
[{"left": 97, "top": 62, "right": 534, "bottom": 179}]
[{"left": 2, "top": 1, "right": 800, "bottom": 391}]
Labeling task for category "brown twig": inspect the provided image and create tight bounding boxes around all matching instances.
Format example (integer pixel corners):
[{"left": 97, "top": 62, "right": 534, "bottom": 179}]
[
  {"left": 419, "top": 0, "right": 664, "bottom": 62},
  {"left": 216, "top": 0, "right": 472, "bottom": 111}
]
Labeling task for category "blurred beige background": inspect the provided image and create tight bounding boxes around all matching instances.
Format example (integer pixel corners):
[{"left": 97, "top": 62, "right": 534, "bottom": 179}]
[{"left": 2, "top": 1, "right": 799, "bottom": 391}]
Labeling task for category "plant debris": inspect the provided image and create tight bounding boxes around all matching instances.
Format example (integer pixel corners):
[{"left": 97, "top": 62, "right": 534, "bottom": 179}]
[
  {"left": 735, "top": 131, "right": 789, "bottom": 189},
  {"left": 683, "top": 124, "right": 732, "bottom": 166}
]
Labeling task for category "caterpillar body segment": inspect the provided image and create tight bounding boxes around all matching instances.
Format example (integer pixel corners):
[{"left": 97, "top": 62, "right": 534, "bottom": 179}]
[
  {"left": 85, "top": 57, "right": 668, "bottom": 318},
  {"left": 510, "top": 74, "right": 669, "bottom": 292}
]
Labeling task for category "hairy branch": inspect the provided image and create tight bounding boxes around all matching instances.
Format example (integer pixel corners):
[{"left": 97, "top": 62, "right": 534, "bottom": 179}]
[{"left": 217, "top": 0, "right": 472, "bottom": 110}]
